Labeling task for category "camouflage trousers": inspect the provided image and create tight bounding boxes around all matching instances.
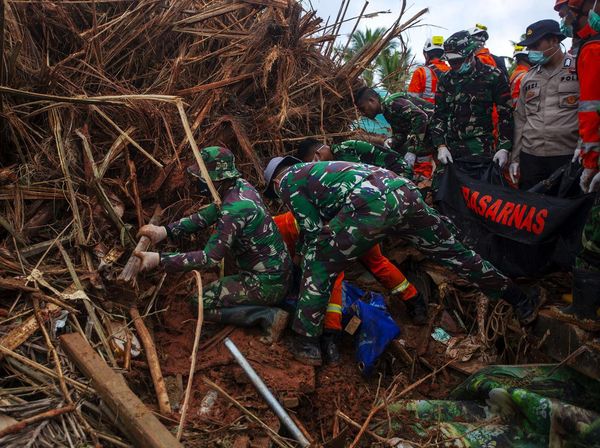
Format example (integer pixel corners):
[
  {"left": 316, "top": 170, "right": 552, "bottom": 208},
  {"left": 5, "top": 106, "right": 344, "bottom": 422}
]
[
  {"left": 576, "top": 195, "right": 600, "bottom": 272},
  {"left": 450, "top": 136, "right": 495, "bottom": 159},
  {"left": 294, "top": 181, "right": 511, "bottom": 338},
  {"left": 195, "top": 270, "right": 290, "bottom": 310}
]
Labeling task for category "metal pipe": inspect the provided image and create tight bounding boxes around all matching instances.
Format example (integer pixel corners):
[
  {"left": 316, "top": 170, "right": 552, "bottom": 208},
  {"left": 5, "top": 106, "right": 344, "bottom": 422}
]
[{"left": 224, "top": 338, "right": 310, "bottom": 447}]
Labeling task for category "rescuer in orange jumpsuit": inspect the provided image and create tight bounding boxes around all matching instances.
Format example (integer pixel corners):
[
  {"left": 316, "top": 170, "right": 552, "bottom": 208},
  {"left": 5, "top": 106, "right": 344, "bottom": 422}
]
[
  {"left": 509, "top": 45, "right": 530, "bottom": 108},
  {"left": 408, "top": 36, "right": 450, "bottom": 105}
]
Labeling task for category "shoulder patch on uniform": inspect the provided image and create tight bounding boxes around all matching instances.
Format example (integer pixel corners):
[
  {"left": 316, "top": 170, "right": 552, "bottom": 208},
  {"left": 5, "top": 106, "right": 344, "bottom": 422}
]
[
  {"left": 564, "top": 58, "right": 573, "bottom": 68},
  {"left": 565, "top": 95, "right": 578, "bottom": 106}
]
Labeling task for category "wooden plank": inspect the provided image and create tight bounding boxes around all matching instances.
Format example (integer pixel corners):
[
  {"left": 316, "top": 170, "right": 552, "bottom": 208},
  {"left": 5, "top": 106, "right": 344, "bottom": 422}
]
[{"left": 60, "top": 333, "right": 182, "bottom": 448}]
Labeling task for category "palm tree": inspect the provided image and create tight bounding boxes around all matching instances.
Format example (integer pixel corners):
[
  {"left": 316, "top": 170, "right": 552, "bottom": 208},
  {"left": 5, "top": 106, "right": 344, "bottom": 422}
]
[
  {"left": 337, "top": 27, "right": 411, "bottom": 90},
  {"left": 377, "top": 47, "right": 414, "bottom": 92}
]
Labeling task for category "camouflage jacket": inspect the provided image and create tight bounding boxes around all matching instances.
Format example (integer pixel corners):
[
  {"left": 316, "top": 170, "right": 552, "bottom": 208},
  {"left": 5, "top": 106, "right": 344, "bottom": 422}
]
[
  {"left": 331, "top": 140, "right": 412, "bottom": 177},
  {"left": 277, "top": 161, "right": 407, "bottom": 256},
  {"left": 431, "top": 59, "right": 513, "bottom": 153},
  {"left": 381, "top": 92, "right": 434, "bottom": 157},
  {"left": 160, "top": 178, "right": 291, "bottom": 274}
]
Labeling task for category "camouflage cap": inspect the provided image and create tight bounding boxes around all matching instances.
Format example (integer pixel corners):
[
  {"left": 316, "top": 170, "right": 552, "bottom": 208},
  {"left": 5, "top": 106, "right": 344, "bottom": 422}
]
[
  {"left": 187, "top": 146, "right": 240, "bottom": 182},
  {"left": 444, "top": 30, "right": 479, "bottom": 60}
]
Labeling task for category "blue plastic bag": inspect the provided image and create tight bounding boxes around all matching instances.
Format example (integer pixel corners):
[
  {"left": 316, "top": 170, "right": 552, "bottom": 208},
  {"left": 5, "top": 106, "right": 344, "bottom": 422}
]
[{"left": 342, "top": 282, "right": 400, "bottom": 375}]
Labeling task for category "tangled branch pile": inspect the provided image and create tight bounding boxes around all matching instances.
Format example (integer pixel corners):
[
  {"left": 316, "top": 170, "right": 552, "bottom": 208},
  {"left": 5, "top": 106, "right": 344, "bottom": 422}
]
[{"left": 0, "top": 0, "right": 426, "bottom": 445}]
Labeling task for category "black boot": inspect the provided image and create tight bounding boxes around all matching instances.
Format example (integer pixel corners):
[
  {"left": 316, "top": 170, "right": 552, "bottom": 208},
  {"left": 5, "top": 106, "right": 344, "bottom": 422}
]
[
  {"left": 501, "top": 283, "right": 545, "bottom": 326},
  {"left": 321, "top": 330, "right": 341, "bottom": 365},
  {"left": 289, "top": 333, "right": 322, "bottom": 366},
  {"left": 404, "top": 293, "right": 428, "bottom": 326},
  {"left": 207, "top": 306, "right": 290, "bottom": 343},
  {"left": 554, "top": 269, "right": 600, "bottom": 330}
]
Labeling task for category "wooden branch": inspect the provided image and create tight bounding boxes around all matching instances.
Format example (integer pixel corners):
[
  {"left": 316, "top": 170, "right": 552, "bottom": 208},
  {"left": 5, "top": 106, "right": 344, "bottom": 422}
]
[
  {"left": 0, "top": 405, "right": 76, "bottom": 438},
  {"left": 118, "top": 205, "right": 162, "bottom": 284},
  {"left": 0, "top": 303, "right": 60, "bottom": 359},
  {"left": 176, "top": 271, "right": 204, "bottom": 440},
  {"left": 129, "top": 307, "right": 172, "bottom": 416},
  {"left": 60, "top": 333, "right": 183, "bottom": 448}
]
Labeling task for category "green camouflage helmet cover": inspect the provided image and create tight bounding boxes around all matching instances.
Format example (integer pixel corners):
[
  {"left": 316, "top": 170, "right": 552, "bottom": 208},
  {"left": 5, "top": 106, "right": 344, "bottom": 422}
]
[
  {"left": 444, "top": 30, "right": 479, "bottom": 59},
  {"left": 187, "top": 146, "right": 240, "bottom": 181}
]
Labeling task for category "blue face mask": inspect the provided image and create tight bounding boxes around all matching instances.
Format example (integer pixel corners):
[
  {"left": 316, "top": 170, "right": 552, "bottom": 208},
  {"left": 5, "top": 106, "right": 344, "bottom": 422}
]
[
  {"left": 528, "top": 50, "right": 550, "bottom": 65},
  {"left": 589, "top": 0, "right": 600, "bottom": 32},
  {"left": 457, "top": 60, "right": 472, "bottom": 74},
  {"left": 561, "top": 17, "right": 574, "bottom": 37}
]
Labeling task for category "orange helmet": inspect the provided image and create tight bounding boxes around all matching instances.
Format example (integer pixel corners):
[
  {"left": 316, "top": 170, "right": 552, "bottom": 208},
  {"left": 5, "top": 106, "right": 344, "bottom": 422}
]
[
  {"left": 567, "top": 0, "right": 586, "bottom": 9},
  {"left": 554, "top": 0, "right": 568, "bottom": 10}
]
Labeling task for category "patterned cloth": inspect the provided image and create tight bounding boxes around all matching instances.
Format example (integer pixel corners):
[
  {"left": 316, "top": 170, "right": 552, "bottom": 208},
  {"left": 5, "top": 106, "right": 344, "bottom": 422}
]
[
  {"left": 431, "top": 58, "right": 513, "bottom": 159},
  {"left": 577, "top": 195, "right": 600, "bottom": 272},
  {"left": 384, "top": 365, "right": 600, "bottom": 447},
  {"left": 160, "top": 177, "right": 291, "bottom": 308},
  {"left": 381, "top": 92, "right": 435, "bottom": 157},
  {"left": 278, "top": 161, "right": 511, "bottom": 337},
  {"left": 331, "top": 140, "right": 412, "bottom": 177}
]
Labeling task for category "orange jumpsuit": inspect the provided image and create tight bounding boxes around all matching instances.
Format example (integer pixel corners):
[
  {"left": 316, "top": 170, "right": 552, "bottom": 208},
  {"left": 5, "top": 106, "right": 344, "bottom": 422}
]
[
  {"left": 273, "top": 212, "right": 417, "bottom": 331},
  {"left": 576, "top": 26, "right": 600, "bottom": 170},
  {"left": 509, "top": 64, "right": 529, "bottom": 108},
  {"left": 408, "top": 58, "right": 450, "bottom": 105},
  {"left": 476, "top": 48, "right": 501, "bottom": 144}
]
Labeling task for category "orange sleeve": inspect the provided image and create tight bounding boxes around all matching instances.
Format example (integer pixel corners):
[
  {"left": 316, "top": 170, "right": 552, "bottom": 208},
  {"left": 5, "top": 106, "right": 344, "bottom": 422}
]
[
  {"left": 408, "top": 67, "right": 425, "bottom": 94},
  {"left": 272, "top": 211, "right": 299, "bottom": 256},
  {"left": 579, "top": 41, "right": 600, "bottom": 170}
]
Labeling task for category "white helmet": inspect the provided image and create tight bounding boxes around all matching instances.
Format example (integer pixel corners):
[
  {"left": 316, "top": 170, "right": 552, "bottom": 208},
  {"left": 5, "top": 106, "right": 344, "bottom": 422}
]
[
  {"left": 468, "top": 24, "right": 489, "bottom": 43},
  {"left": 423, "top": 36, "right": 444, "bottom": 52},
  {"left": 513, "top": 45, "right": 528, "bottom": 58}
]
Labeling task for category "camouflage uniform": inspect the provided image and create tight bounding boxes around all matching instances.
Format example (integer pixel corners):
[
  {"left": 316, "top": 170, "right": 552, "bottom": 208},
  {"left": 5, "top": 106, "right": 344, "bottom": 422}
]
[
  {"left": 331, "top": 140, "right": 412, "bottom": 177},
  {"left": 277, "top": 161, "right": 511, "bottom": 338},
  {"left": 161, "top": 179, "right": 291, "bottom": 309},
  {"left": 431, "top": 58, "right": 514, "bottom": 158},
  {"left": 381, "top": 92, "right": 434, "bottom": 158},
  {"left": 577, "top": 195, "right": 600, "bottom": 272}
]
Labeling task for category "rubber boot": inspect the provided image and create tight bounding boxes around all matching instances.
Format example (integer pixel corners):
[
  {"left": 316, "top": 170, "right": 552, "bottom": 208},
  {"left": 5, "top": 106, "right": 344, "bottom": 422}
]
[
  {"left": 501, "top": 283, "right": 545, "bottom": 326},
  {"left": 205, "top": 306, "right": 290, "bottom": 343},
  {"left": 289, "top": 333, "right": 322, "bottom": 366},
  {"left": 554, "top": 269, "right": 600, "bottom": 330},
  {"left": 404, "top": 292, "right": 428, "bottom": 326},
  {"left": 321, "top": 330, "right": 341, "bottom": 365}
]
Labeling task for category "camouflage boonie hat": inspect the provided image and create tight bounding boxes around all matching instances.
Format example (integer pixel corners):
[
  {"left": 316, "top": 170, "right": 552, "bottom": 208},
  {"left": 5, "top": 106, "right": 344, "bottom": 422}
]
[
  {"left": 187, "top": 146, "right": 240, "bottom": 181},
  {"left": 444, "top": 30, "right": 479, "bottom": 60}
]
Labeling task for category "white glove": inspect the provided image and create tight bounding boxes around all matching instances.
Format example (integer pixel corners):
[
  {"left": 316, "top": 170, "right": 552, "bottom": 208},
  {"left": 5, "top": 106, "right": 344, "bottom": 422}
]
[
  {"left": 137, "top": 224, "right": 167, "bottom": 245},
  {"left": 589, "top": 171, "right": 600, "bottom": 193},
  {"left": 133, "top": 251, "right": 160, "bottom": 272},
  {"left": 509, "top": 162, "right": 519, "bottom": 184},
  {"left": 404, "top": 152, "right": 417, "bottom": 167},
  {"left": 437, "top": 145, "right": 453, "bottom": 165},
  {"left": 493, "top": 149, "right": 510, "bottom": 168},
  {"left": 572, "top": 148, "right": 582, "bottom": 163},
  {"left": 384, "top": 138, "right": 394, "bottom": 149},
  {"left": 580, "top": 168, "right": 597, "bottom": 193}
]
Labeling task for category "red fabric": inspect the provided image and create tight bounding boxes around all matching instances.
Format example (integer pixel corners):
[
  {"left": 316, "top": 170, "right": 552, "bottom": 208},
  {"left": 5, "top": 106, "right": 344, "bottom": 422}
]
[
  {"left": 476, "top": 49, "right": 500, "bottom": 145},
  {"left": 407, "top": 58, "right": 450, "bottom": 104},
  {"left": 576, "top": 27, "right": 600, "bottom": 170},
  {"left": 413, "top": 161, "right": 433, "bottom": 179},
  {"left": 273, "top": 211, "right": 299, "bottom": 257},
  {"left": 510, "top": 64, "right": 529, "bottom": 106},
  {"left": 324, "top": 273, "right": 344, "bottom": 331}
]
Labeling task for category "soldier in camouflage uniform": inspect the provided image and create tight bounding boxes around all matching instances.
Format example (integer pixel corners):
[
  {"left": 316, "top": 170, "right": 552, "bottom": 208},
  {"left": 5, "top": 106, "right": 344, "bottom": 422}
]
[
  {"left": 431, "top": 30, "right": 514, "bottom": 167},
  {"left": 136, "top": 146, "right": 292, "bottom": 342},
  {"left": 354, "top": 89, "right": 435, "bottom": 176},
  {"left": 295, "top": 138, "right": 412, "bottom": 178},
  {"left": 264, "top": 158, "right": 542, "bottom": 365}
]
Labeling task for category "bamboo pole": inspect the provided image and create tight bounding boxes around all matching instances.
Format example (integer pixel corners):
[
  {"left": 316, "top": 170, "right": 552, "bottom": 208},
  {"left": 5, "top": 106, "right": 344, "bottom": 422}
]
[
  {"left": 129, "top": 307, "right": 172, "bottom": 416},
  {"left": 176, "top": 271, "right": 204, "bottom": 440}
]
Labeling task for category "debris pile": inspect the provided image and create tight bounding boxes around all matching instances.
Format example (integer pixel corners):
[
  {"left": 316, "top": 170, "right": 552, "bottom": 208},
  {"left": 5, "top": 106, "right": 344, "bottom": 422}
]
[{"left": 0, "top": 0, "right": 441, "bottom": 446}]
